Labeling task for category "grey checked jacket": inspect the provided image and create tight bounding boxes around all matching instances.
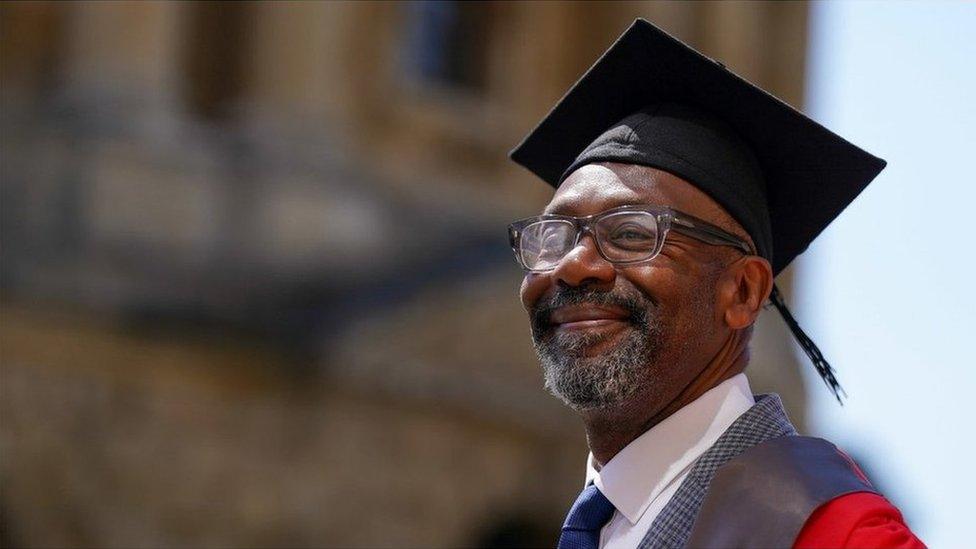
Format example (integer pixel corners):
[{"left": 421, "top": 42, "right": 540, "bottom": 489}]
[{"left": 636, "top": 393, "right": 798, "bottom": 549}]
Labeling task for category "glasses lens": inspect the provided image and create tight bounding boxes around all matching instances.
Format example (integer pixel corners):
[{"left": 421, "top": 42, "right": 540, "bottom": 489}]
[
  {"left": 519, "top": 220, "right": 576, "bottom": 271},
  {"left": 595, "top": 211, "right": 660, "bottom": 262}
]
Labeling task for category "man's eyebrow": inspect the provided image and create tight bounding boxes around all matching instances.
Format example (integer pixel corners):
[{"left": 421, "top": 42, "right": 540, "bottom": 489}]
[{"left": 544, "top": 200, "right": 652, "bottom": 215}]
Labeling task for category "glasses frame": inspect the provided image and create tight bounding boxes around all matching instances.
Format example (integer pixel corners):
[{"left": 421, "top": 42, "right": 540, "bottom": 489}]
[{"left": 507, "top": 205, "right": 755, "bottom": 272}]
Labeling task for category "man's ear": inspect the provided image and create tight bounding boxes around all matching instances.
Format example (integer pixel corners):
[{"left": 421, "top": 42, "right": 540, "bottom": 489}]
[{"left": 719, "top": 256, "right": 774, "bottom": 329}]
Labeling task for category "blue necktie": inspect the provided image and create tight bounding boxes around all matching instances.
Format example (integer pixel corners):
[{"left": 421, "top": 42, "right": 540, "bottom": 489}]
[{"left": 557, "top": 484, "right": 616, "bottom": 549}]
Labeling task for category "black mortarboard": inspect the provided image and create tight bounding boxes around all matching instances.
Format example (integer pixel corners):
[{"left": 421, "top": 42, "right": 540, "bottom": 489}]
[{"left": 510, "top": 19, "right": 887, "bottom": 402}]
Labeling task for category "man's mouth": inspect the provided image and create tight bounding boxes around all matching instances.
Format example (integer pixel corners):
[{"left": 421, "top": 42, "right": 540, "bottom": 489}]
[{"left": 549, "top": 304, "right": 631, "bottom": 332}]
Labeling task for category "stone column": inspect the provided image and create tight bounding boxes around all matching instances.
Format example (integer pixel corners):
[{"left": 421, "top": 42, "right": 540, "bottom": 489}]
[
  {"left": 244, "top": 1, "right": 358, "bottom": 130},
  {"left": 62, "top": 1, "right": 184, "bottom": 132}
]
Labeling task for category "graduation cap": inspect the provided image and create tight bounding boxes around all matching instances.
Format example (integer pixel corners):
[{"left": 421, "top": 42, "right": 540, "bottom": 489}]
[{"left": 510, "top": 19, "right": 886, "bottom": 403}]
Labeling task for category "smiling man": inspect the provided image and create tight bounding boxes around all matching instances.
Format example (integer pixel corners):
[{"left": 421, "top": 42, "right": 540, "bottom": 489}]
[{"left": 507, "top": 20, "right": 923, "bottom": 549}]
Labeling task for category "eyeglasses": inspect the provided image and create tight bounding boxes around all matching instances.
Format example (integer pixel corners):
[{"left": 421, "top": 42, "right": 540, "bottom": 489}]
[{"left": 507, "top": 205, "right": 755, "bottom": 272}]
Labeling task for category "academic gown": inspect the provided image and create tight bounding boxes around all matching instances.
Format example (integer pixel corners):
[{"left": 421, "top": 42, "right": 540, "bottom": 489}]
[{"left": 794, "top": 492, "right": 926, "bottom": 548}]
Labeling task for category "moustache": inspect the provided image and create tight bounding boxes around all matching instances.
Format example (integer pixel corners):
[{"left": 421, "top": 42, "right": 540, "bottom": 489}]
[{"left": 530, "top": 285, "right": 650, "bottom": 335}]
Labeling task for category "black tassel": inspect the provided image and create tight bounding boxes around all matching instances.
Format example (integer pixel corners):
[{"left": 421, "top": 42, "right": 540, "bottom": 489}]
[{"left": 768, "top": 284, "right": 847, "bottom": 405}]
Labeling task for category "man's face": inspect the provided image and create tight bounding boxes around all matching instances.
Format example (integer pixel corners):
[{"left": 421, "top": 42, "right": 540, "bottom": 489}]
[{"left": 520, "top": 162, "right": 742, "bottom": 412}]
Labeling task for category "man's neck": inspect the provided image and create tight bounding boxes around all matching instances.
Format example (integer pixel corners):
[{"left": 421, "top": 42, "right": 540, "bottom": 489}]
[{"left": 582, "top": 332, "right": 750, "bottom": 467}]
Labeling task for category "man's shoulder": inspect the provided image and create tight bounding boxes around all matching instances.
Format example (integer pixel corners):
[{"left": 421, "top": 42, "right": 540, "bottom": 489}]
[
  {"left": 718, "top": 435, "right": 874, "bottom": 496},
  {"left": 686, "top": 435, "right": 879, "bottom": 548}
]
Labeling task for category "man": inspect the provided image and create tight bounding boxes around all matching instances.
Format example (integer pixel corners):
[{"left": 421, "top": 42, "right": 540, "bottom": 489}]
[{"left": 506, "top": 19, "right": 924, "bottom": 549}]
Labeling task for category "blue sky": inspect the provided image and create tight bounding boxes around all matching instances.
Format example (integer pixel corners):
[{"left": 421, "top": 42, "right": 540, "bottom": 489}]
[{"left": 801, "top": 2, "right": 976, "bottom": 546}]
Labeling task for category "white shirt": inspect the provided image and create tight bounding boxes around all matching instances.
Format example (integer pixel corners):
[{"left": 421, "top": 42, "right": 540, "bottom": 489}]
[{"left": 583, "top": 374, "right": 756, "bottom": 549}]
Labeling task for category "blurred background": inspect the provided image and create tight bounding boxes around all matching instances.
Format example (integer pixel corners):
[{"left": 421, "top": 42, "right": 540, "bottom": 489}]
[{"left": 1, "top": 1, "right": 971, "bottom": 547}]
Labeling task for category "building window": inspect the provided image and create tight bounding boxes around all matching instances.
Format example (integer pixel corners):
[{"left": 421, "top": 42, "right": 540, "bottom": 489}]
[{"left": 401, "top": 1, "right": 492, "bottom": 94}]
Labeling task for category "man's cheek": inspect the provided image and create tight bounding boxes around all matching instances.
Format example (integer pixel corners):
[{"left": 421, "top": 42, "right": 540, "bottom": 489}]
[{"left": 520, "top": 274, "right": 549, "bottom": 312}]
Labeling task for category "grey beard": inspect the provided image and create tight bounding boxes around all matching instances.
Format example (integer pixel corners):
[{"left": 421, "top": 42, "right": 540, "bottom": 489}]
[{"left": 530, "top": 287, "right": 663, "bottom": 411}]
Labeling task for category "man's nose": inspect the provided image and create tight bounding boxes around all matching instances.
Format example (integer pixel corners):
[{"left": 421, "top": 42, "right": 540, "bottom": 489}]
[{"left": 550, "top": 234, "right": 616, "bottom": 288}]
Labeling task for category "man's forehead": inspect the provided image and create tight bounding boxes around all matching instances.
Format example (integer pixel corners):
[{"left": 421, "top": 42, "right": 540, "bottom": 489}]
[{"left": 544, "top": 163, "right": 717, "bottom": 219}]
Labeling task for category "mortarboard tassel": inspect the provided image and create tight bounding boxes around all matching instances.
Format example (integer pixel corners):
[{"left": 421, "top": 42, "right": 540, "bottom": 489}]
[{"left": 768, "top": 284, "right": 847, "bottom": 405}]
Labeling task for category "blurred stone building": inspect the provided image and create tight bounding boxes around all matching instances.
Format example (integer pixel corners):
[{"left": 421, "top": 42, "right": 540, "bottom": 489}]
[{"left": 1, "top": 2, "right": 811, "bottom": 547}]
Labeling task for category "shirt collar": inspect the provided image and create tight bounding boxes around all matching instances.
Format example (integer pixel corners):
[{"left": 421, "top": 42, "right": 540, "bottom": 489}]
[{"left": 583, "top": 373, "right": 755, "bottom": 524}]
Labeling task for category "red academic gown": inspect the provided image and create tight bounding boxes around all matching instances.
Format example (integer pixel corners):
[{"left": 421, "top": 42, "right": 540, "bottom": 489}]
[{"left": 794, "top": 492, "right": 925, "bottom": 548}]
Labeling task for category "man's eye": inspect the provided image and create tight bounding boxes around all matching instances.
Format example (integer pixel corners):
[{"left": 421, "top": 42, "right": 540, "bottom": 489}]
[
  {"left": 610, "top": 224, "right": 653, "bottom": 240},
  {"left": 612, "top": 230, "right": 650, "bottom": 240},
  {"left": 608, "top": 224, "right": 655, "bottom": 249}
]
